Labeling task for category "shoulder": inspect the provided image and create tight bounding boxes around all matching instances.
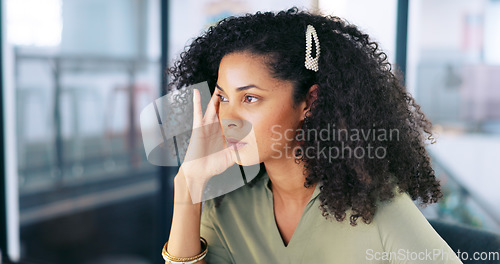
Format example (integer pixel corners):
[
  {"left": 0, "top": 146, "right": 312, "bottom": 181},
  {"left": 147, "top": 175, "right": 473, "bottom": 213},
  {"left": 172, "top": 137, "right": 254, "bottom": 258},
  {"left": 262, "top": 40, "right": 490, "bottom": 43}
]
[
  {"left": 373, "top": 185, "right": 431, "bottom": 236},
  {"left": 371, "top": 186, "right": 462, "bottom": 263},
  {"left": 374, "top": 186, "right": 419, "bottom": 221}
]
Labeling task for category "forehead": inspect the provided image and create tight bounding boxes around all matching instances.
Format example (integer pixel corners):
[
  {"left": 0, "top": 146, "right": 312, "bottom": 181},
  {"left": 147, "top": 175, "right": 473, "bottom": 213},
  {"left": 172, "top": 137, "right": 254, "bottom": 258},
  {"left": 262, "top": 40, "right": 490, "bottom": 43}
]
[
  {"left": 217, "top": 52, "right": 288, "bottom": 92},
  {"left": 218, "top": 52, "right": 271, "bottom": 76}
]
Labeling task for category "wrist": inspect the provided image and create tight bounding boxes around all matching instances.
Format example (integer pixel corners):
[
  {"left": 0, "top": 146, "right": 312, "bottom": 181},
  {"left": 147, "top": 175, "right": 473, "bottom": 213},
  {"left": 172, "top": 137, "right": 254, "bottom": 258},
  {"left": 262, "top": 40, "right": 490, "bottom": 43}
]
[
  {"left": 173, "top": 173, "right": 203, "bottom": 207},
  {"left": 175, "top": 167, "right": 209, "bottom": 205}
]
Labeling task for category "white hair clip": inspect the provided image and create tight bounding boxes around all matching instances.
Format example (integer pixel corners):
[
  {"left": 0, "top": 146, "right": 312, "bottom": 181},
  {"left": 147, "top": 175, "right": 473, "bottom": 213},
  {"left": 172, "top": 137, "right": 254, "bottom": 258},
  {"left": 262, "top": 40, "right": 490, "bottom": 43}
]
[{"left": 305, "top": 25, "right": 320, "bottom": 72}]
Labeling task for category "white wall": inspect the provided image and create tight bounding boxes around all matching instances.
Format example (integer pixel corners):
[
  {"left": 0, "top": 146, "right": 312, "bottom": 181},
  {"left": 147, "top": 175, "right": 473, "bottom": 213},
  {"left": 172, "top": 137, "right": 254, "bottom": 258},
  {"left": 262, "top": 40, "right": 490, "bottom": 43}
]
[
  {"left": 318, "top": 0, "right": 397, "bottom": 65},
  {"left": 484, "top": 0, "right": 500, "bottom": 64},
  {"left": 417, "top": 0, "right": 484, "bottom": 59}
]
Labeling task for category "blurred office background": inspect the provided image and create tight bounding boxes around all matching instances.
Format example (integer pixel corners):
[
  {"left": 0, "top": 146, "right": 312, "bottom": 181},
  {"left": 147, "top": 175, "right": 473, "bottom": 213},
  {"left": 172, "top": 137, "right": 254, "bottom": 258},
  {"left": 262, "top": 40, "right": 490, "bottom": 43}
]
[{"left": 0, "top": 0, "right": 499, "bottom": 263}]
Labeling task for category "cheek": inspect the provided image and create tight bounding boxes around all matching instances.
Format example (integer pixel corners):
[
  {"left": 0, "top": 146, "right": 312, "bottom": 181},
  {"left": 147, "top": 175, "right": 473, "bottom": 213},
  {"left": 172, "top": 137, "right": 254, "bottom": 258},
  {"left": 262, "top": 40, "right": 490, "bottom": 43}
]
[{"left": 257, "top": 110, "right": 301, "bottom": 146}]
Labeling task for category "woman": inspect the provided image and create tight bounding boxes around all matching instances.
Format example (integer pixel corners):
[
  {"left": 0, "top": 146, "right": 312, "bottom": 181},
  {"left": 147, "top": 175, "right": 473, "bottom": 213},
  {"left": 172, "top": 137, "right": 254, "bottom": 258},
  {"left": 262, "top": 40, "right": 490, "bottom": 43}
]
[{"left": 162, "top": 7, "right": 463, "bottom": 264}]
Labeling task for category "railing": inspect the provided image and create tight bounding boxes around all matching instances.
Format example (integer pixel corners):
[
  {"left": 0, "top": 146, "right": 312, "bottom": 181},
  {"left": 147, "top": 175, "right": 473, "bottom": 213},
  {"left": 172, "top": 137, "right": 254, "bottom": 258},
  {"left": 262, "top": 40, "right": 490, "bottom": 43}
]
[{"left": 14, "top": 48, "right": 162, "bottom": 224}]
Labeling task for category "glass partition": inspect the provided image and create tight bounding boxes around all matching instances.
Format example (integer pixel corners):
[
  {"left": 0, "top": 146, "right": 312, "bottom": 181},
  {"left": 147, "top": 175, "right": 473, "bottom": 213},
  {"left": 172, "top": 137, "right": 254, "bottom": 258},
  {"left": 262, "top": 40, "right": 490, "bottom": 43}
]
[{"left": 5, "top": 0, "right": 162, "bottom": 263}]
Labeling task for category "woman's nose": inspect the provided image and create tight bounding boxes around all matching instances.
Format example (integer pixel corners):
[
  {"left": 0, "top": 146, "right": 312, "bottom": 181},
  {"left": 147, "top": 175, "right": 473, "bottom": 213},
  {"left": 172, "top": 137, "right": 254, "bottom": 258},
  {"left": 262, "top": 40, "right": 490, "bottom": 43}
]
[
  {"left": 220, "top": 118, "right": 243, "bottom": 129},
  {"left": 219, "top": 109, "right": 253, "bottom": 139},
  {"left": 218, "top": 103, "right": 243, "bottom": 128}
]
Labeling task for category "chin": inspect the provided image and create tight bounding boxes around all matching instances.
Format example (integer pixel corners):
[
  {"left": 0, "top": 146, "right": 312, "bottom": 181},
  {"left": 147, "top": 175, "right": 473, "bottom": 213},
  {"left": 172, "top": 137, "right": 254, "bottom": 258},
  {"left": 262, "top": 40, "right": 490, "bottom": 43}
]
[
  {"left": 234, "top": 156, "right": 260, "bottom": 167},
  {"left": 232, "top": 149, "right": 261, "bottom": 167}
]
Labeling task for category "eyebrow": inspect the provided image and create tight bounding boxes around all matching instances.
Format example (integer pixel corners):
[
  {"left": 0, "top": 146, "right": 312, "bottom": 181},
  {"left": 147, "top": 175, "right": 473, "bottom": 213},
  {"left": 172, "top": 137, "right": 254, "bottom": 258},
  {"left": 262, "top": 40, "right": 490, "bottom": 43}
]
[{"left": 215, "top": 83, "right": 265, "bottom": 92}]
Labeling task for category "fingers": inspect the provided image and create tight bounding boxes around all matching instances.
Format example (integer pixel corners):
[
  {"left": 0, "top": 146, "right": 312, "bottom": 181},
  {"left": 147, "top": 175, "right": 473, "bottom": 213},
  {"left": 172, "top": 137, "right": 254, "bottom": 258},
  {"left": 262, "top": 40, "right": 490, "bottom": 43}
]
[
  {"left": 204, "top": 88, "right": 220, "bottom": 124},
  {"left": 192, "top": 88, "right": 202, "bottom": 128}
]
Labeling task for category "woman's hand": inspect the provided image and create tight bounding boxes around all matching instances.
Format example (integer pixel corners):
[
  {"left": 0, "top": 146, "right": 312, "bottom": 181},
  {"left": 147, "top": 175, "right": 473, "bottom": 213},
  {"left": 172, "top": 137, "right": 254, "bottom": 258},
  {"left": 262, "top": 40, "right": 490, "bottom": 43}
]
[{"left": 178, "top": 88, "right": 236, "bottom": 204}]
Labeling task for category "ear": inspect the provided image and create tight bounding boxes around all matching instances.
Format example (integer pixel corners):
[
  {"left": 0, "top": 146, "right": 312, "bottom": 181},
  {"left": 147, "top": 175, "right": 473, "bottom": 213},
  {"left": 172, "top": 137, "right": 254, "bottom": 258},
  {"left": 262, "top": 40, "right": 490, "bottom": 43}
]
[{"left": 300, "top": 84, "right": 318, "bottom": 121}]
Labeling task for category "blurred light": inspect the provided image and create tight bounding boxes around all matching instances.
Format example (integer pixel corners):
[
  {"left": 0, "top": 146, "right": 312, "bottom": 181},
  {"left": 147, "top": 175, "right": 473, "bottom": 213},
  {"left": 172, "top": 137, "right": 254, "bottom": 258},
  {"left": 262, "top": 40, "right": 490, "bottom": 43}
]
[{"left": 6, "top": 0, "right": 62, "bottom": 46}]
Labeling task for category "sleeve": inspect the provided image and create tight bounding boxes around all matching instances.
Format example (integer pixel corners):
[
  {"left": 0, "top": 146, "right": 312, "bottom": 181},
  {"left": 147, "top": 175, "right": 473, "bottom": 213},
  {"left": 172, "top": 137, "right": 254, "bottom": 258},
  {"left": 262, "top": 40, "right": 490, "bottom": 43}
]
[
  {"left": 200, "top": 200, "right": 233, "bottom": 264},
  {"left": 374, "top": 189, "right": 464, "bottom": 264}
]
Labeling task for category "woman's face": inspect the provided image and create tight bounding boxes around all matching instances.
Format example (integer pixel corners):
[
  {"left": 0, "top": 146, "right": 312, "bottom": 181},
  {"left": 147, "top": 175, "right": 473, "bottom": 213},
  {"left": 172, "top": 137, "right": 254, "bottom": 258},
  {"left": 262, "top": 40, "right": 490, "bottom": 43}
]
[{"left": 216, "top": 51, "right": 307, "bottom": 165}]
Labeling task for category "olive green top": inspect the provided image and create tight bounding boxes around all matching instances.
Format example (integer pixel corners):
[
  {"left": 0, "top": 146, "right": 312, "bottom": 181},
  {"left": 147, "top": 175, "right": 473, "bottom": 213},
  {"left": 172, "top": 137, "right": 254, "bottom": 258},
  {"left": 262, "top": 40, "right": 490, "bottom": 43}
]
[{"left": 200, "top": 171, "right": 463, "bottom": 263}]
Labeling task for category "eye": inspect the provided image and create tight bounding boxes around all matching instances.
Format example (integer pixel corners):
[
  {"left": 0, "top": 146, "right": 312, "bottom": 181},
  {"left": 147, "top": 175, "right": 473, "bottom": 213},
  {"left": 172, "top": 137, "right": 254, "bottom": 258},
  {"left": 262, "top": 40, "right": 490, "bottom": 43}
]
[
  {"left": 217, "top": 94, "right": 228, "bottom": 102},
  {"left": 245, "top": 95, "right": 259, "bottom": 103}
]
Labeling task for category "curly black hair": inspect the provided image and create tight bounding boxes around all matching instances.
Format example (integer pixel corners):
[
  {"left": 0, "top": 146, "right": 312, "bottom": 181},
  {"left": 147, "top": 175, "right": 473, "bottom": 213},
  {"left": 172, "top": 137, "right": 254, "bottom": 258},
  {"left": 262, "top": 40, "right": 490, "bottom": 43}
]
[{"left": 167, "top": 7, "right": 442, "bottom": 226}]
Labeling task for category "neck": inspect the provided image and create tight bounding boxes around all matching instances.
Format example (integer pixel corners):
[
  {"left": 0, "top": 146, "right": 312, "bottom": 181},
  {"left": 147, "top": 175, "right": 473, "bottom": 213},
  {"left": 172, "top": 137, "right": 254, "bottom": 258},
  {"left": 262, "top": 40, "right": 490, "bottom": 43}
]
[{"left": 264, "top": 156, "right": 316, "bottom": 210}]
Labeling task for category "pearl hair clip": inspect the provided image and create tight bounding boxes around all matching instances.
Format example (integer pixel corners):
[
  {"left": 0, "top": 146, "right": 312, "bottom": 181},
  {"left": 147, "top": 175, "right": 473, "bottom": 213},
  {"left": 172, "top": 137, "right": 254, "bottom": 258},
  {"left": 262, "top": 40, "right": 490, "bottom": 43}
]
[{"left": 305, "top": 24, "right": 320, "bottom": 72}]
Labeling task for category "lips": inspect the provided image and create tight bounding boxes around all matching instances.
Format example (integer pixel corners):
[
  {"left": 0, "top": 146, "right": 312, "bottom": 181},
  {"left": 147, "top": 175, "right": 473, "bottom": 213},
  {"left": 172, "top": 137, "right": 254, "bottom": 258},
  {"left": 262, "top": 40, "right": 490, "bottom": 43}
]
[{"left": 225, "top": 137, "right": 248, "bottom": 150}]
